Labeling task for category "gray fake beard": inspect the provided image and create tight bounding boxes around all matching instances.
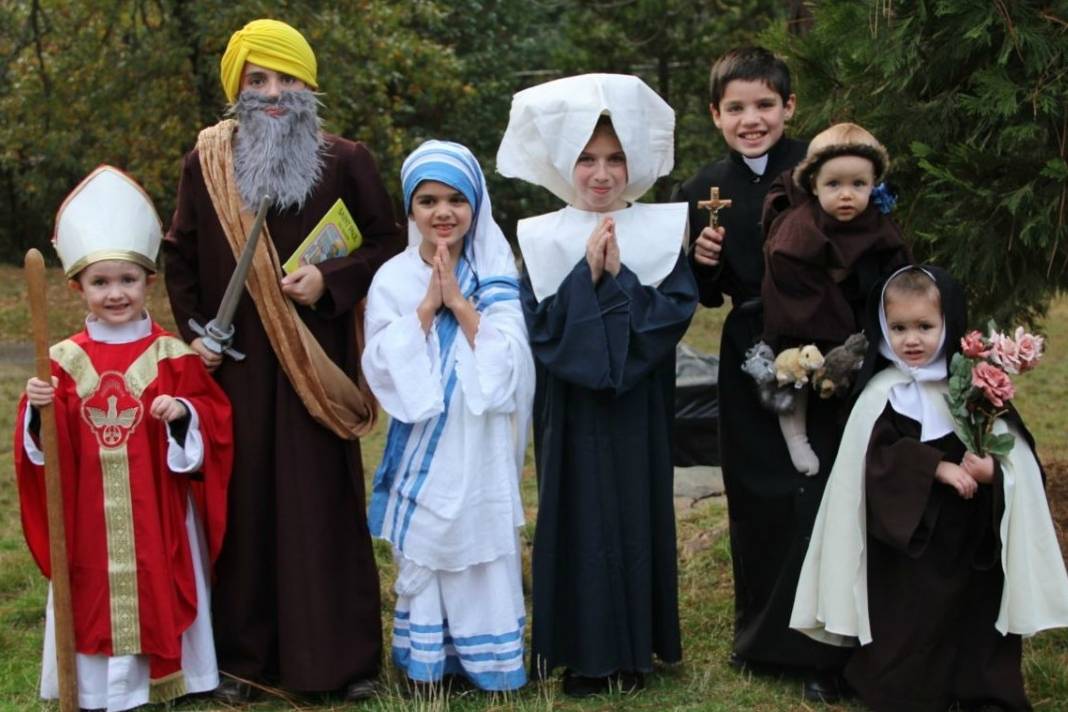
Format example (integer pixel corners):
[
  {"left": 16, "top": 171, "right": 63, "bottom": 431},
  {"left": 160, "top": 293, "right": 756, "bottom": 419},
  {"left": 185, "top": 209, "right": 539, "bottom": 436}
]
[{"left": 230, "top": 90, "right": 326, "bottom": 212}]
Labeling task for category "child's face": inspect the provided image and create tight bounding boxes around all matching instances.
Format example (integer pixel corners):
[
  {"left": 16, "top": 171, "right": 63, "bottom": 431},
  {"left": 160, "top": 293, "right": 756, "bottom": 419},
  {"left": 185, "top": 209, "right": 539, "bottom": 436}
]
[
  {"left": 711, "top": 79, "right": 796, "bottom": 158},
  {"left": 884, "top": 292, "right": 943, "bottom": 368},
  {"left": 410, "top": 180, "right": 473, "bottom": 256},
  {"left": 812, "top": 155, "right": 875, "bottom": 222},
  {"left": 72, "top": 260, "right": 152, "bottom": 327},
  {"left": 240, "top": 62, "right": 308, "bottom": 113},
  {"left": 572, "top": 129, "right": 628, "bottom": 213}
]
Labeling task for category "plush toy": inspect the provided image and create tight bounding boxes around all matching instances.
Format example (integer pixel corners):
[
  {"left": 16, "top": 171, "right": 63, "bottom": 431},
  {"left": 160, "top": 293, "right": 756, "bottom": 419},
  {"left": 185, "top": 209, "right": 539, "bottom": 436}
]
[
  {"left": 774, "top": 344, "right": 824, "bottom": 388},
  {"left": 812, "top": 332, "right": 868, "bottom": 399},
  {"left": 742, "top": 342, "right": 797, "bottom": 414}
]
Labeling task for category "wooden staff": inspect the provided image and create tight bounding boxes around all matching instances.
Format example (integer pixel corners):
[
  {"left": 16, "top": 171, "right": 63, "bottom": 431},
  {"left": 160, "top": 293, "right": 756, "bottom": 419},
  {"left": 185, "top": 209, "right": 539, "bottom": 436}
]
[{"left": 25, "top": 248, "right": 78, "bottom": 712}]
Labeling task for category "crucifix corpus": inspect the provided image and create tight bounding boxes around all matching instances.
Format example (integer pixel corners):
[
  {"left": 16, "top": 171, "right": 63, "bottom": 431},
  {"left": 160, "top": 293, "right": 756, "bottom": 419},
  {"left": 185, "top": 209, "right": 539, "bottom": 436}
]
[{"left": 698, "top": 187, "right": 732, "bottom": 229}]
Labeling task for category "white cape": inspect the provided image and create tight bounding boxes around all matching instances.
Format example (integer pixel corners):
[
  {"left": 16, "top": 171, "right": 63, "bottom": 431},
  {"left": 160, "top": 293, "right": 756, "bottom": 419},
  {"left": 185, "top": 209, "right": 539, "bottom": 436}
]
[{"left": 791, "top": 366, "right": 1068, "bottom": 646}]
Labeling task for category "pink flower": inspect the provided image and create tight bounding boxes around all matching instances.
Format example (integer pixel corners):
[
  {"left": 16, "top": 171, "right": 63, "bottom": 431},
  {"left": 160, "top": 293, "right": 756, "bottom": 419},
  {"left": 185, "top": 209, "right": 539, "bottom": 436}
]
[
  {"left": 988, "top": 331, "right": 1022, "bottom": 375},
  {"left": 1013, "top": 327, "right": 1044, "bottom": 373},
  {"left": 960, "top": 330, "right": 990, "bottom": 358},
  {"left": 971, "top": 361, "right": 1015, "bottom": 408}
]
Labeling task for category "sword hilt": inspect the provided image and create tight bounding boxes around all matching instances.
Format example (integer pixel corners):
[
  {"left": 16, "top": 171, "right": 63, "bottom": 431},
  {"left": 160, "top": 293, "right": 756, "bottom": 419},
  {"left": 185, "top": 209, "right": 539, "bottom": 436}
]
[{"left": 188, "top": 318, "right": 246, "bottom": 361}]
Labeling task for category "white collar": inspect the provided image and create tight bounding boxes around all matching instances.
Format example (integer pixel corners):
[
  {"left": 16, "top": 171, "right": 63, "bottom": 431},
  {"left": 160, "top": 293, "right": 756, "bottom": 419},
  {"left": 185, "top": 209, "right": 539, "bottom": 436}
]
[
  {"left": 517, "top": 202, "right": 687, "bottom": 302},
  {"left": 85, "top": 312, "right": 152, "bottom": 344},
  {"left": 742, "top": 154, "right": 768, "bottom": 176}
]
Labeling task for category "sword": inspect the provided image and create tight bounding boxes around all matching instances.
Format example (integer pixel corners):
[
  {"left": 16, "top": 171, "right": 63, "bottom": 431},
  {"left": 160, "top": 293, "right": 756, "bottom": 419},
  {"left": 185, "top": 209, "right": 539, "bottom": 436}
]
[{"left": 188, "top": 194, "right": 272, "bottom": 361}]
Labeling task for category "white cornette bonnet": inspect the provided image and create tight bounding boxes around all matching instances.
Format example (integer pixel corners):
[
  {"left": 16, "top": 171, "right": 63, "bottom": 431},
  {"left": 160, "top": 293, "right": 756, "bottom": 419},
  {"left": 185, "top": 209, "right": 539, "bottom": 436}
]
[{"left": 496, "top": 73, "right": 675, "bottom": 204}]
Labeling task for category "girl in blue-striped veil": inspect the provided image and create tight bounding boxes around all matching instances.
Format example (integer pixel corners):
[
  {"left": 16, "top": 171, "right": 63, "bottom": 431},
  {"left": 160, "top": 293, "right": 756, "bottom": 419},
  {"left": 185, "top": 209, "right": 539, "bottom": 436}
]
[{"left": 361, "top": 140, "right": 534, "bottom": 691}]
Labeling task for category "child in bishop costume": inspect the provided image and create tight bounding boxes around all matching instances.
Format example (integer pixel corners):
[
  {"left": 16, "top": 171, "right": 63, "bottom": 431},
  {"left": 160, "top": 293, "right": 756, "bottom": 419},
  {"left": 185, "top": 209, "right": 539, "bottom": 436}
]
[
  {"left": 497, "top": 74, "right": 698, "bottom": 696},
  {"left": 15, "top": 166, "right": 233, "bottom": 711},
  {"left": 362, "top": 141, "right": 534, "bottom": 691},
  {"left": 792, "top": 266, "right": 1068, "bottom": 712}
]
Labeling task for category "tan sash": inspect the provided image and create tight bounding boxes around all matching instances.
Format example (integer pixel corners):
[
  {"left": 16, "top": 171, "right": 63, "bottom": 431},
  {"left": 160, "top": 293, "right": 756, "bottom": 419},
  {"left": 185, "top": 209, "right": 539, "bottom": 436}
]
[{"left": 195, "top": 119, "right": 376, "bottom": 440}]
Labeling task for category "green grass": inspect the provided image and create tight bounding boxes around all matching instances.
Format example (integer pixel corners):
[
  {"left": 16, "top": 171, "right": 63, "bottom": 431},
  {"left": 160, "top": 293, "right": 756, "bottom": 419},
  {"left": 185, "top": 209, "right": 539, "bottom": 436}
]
[{"left": 0, "top": 266, "right": 1065, "bottom": 711}]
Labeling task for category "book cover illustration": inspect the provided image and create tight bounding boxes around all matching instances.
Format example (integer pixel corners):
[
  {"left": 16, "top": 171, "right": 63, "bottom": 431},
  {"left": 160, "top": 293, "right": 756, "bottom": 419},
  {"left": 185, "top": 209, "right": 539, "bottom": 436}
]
[{"left": 283, "top": 198, "right": 363, "bottom": 274}]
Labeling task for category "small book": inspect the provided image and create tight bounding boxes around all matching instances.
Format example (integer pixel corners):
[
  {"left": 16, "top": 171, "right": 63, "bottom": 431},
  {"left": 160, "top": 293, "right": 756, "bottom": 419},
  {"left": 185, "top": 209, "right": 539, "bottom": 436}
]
[{"left": 283, "top": 198, "right": 363, "bottom": 274}]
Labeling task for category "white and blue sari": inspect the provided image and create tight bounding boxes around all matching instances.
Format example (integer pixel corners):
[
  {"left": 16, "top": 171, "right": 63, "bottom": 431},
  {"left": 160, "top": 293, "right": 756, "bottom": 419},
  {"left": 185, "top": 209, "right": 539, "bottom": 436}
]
[{"left": 362, "top": 141, "right": 534, "bottom": 690}]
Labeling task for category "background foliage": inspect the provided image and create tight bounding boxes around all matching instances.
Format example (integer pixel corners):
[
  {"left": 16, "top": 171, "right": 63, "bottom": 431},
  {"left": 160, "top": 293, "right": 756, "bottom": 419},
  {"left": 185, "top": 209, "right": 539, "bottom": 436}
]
[{"left": 0, "top": 0, "right": 1065, "bottom": 323}]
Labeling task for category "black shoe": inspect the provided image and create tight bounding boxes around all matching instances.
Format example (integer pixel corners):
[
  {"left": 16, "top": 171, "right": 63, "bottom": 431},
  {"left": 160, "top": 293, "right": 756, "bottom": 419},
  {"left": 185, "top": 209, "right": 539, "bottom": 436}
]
[
  {"left": 344, "top": 678, "right": 379, "bottom": 701},
  {"left": 802, "top": 673, "right": 842, "bottom": 704},
  {"left": 214, "top": 676, "right": 256, "bottom": 703},
  {"left": 612, "top": 670, "right": 645, "bottom": 694},
  {"left": 728, "top": 652, "right": 747, "bottom": 671},
  {"left": 562, "top": 670, "right": 609, "bottom": 698}
]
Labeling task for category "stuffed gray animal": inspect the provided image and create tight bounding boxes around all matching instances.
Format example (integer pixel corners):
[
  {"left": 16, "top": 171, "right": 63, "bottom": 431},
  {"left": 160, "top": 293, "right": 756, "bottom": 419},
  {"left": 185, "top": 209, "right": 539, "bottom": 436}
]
[
  {"left": 742, "top": 341, "right": 797, "bottom": 414},
  {"left": 812, "top": 332, "right": 868, "bottom": 399}
]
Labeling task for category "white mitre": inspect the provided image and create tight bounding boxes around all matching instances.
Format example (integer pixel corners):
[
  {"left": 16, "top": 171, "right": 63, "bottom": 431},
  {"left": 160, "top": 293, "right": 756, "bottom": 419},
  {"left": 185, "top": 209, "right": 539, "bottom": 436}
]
[
  {"left": 53, "top": 165, "right": 162, "bottom": 278},
  {"left": 496, "top": 73, "right": 688, "bottom": 302}
]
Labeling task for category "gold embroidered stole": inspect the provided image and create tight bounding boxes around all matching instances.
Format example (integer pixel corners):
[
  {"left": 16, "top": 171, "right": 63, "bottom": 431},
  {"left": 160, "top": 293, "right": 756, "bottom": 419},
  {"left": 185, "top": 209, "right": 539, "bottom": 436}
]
[
  {"left": 195, "top": 119, "right": 376, "bottom": 440},
  {"left": 52, "top": 336, "right": 195, "bottom": 656}
]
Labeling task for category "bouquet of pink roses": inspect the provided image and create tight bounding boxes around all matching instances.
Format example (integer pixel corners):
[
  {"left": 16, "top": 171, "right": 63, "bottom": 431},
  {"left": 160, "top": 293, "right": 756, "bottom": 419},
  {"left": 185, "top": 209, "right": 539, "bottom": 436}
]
[{"left": 944, "top": 325, "right": 1044, "bottom": 457}]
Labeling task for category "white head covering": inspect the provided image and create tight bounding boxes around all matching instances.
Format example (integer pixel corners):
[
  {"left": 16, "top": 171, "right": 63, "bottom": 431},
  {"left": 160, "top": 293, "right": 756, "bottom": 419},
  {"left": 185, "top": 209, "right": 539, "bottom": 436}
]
[
  {"left": 495, "top": 73, "right": 675, "bottom": 204},
  {"left": 53, "top": 165, "right": 162, "bottom": 278},
  {"left": 495, "top": 74, "right": 686, "bottom": 301},
  {"left": 877, "top": 266, "right": 954, "bottom": 441},
  {"left": 401, "top": 140, "right": 517, "bottom": 281}
]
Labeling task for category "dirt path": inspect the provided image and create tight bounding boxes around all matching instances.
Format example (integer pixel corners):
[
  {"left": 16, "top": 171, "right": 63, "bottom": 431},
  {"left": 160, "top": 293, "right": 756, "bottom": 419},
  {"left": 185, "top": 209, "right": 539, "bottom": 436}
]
[
  {"left": 0, "top": 341, "right": 32, "bottom": 366},
  {"left": 1045, "top": 460, "right": 1068, "bottom": 561}
]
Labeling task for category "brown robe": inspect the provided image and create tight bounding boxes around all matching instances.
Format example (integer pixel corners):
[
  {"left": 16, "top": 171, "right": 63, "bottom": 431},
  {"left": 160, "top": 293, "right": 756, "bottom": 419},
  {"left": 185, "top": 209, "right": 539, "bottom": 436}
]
[
  {"left": 163, "top": 132, "right": 403, "bottom": 691},
  {"left": 761, "top": 175, "right": 910, "bottom": 351},
  {"left": 847, "top": 404, "right": 1029, "bottom": 712}
]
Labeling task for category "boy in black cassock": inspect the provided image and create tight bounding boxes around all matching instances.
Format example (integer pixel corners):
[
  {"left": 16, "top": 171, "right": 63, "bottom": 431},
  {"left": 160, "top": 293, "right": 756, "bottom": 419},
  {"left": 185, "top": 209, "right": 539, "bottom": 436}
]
[
  {"left": 792, "top": 266, "right": 1068, "bottom": 712},
  {"left": 672, "top": 47, "right": 850, "bottom": 700}
]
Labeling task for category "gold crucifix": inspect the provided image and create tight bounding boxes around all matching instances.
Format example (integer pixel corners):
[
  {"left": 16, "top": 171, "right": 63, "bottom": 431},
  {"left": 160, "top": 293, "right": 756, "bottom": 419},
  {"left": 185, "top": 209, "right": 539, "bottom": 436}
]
[{"left": 698, "top": 187, "right": 732, "bottom": 229}]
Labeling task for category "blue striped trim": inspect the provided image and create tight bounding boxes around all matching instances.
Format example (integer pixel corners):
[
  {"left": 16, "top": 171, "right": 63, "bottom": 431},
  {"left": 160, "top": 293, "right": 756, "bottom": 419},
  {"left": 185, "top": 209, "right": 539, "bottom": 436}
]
[
  {"left": 409, "top": 641, "right": 523, "bottom": 661},
  {"left": 476, "top": 291, "right": 519, "bottom": 309},
  {"left": 392, "top": 648, "right": 527, "bottom": 691},
  {"left": 408, "top": 621, "right": 446, "bottom": 634},
  {"left": 401, "top": 143, "right": 484, "bottom": 215},
  {"left": 393, "top": 612, "right": 525, "bottom": 648},
  {"left": 368, "top": 418, "right": 414, "bottom": 535},
  {"left": 452, "top": 627, "right": 524, "bottom": 646},
  {"left": 386, "top": 414, "right": 434, "bottom": 543}
]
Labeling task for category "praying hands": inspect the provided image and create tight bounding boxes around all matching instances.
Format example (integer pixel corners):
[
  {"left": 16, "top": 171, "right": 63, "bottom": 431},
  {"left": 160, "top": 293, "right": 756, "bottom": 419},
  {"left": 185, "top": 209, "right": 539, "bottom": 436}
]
[{"left": 585, "top": 216, "right": 621, "bottom": 283}]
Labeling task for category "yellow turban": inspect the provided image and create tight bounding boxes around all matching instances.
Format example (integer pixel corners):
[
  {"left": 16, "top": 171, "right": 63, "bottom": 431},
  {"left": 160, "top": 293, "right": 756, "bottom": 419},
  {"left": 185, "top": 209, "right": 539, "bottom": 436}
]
[{"left": 219, "top": 19, "right": 318, "bottom": 103}]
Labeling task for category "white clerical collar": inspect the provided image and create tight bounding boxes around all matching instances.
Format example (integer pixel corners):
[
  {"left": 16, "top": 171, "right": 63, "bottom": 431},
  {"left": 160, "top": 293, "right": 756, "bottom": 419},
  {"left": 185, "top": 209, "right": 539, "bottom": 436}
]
[
  {"left": 743, "top": 154, "right": 768, "bottom": 176},
  {"left": 85, "top": 312, "right": 152, "bottom": 344},
  {"left": 518, "top": 202, "right": 687, "bottom": 302}
]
